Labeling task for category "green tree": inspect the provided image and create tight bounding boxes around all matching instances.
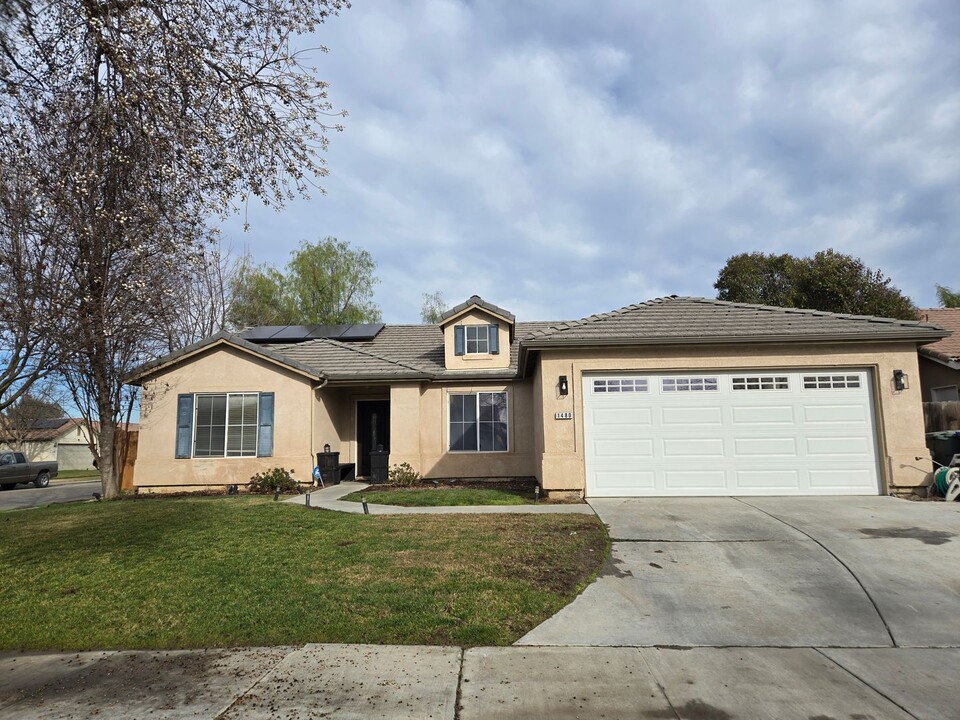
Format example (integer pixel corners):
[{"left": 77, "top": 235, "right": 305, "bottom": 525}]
[
  {"left": 714, "top": 249, "right": 917, "bottom": 320},
  {"left": 420, "top": 291, "right": 447, "bottom": 324},
  {"left": 228, "top": 238, "right": 381, "bottom": 329},
  {"left": 288, "top": 237, "right": 381, "bottom": 324},
  {"left": 935, "top": 285, "right": 960, "bottom": 308}
]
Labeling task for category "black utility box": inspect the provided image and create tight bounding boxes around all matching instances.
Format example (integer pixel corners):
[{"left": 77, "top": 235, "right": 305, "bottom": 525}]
[
  {"left": 316, "top": 450, "right": 341, "bottom": 486},
  {"left": 369, "top": 447, "right": 390, "bottom": 484}
]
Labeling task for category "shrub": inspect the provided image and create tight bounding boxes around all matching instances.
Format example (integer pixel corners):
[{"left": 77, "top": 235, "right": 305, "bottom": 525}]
[
  {"left": 388, "top": 462, "right": 421, "bottom": 487},
  {"left": 248, "top": 467, "right": 299, "bottom": 494}
]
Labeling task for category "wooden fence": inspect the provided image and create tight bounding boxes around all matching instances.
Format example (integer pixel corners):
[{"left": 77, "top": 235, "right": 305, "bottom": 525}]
[{"left": 923, "top": 402, "right": 960, "bottom": 433}]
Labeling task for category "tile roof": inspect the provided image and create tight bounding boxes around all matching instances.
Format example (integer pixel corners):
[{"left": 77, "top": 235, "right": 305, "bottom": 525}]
[
  {"left": 439, "top": 295, "right": 516, "bottom": 324},
  {"left": 131, "top": 297, "right": 949, "bottom": 385},
  {"left": 523, "top": 296, "right": 948, "bottom": 346},
  {"left": 917, "top": 308, "right": 960, "bottom": 364},
  {"left": 264, "top": 322, "right": 557, "bottom": 381}
]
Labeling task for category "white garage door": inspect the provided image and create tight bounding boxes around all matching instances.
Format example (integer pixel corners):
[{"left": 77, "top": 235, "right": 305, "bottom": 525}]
[{"left": 583, "top": 370, "right": 880, "bottom": 497}]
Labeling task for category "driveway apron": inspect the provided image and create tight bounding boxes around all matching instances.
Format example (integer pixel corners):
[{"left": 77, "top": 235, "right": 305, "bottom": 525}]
[{"left": 517, "top": 496, "right": 960, "bottom": 648}]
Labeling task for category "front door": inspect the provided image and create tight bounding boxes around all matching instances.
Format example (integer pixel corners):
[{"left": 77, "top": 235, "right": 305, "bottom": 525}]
[{"left": 357, "top": 400, "right": 390, "bottom": 477}]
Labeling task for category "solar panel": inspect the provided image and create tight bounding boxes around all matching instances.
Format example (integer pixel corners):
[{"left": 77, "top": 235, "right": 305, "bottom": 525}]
[
  {"left": 33, "top": 418, "right": 69, "bottom": 430},
  {"left": 240, "top": 323, "right": 385, "bottom": 343},
  {"left": 338, "top": 323, "right": 385, "bottom": 341}
]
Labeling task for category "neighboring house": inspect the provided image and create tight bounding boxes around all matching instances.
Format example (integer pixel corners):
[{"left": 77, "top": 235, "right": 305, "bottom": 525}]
[
  {"left": 0, "top": 418, "right": 96, "bottom": 470},
  {"left": 0, "top": 418, "right": 140, "bottom": 471},
  {"left": 128, "top": 295, "right": 948, "bottom": 497},
  {"left": 916, "top": 308, "right": 960, "bottom": 402}
]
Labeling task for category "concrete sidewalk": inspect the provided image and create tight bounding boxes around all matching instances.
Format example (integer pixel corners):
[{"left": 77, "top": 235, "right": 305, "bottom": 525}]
[
  {"left": 2, "top": 644, "right": 958, "bottom": 719},
  {"left": 285, "top": 481, "right": 596, "bottom": 515}
]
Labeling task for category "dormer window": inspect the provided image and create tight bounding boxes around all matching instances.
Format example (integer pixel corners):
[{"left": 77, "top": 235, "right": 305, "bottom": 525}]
[{"left": 454, "top": 324, "right": 499, "bottom": 356}]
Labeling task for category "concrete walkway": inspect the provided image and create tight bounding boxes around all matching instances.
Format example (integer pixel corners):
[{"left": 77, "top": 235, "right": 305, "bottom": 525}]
[
  {"left": 285, "top": 481, "right": 596, "bottom": 515},
  {"left": 2, "top": 644, "right": 958, "bottom": 719}
]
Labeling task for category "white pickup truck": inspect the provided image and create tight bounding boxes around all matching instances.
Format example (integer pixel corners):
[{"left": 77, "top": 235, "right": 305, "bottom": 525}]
[{"left": 0, "top": 451, "right": 58, "bottom": 490}]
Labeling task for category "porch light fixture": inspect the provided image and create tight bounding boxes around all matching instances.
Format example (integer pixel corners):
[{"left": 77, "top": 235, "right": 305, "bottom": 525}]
[
  {"left": 893, "top": 369, "right": 908, "bottom": 391},
  {"left": 558, "top": 375, "right": 569, "bottom": 396},
  {"left": 324, "top": 443, "right": 331, "bottom": 453}
]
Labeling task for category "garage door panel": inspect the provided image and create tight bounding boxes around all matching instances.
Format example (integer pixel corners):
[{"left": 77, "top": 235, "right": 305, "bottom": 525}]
[
  {"left": 806, "top": 436, "right": 872, "bottom": 457},
  {"left": 660, "top": 406, "right": 723, "bottom": 425},
  {"left": 584, "top": 369, "right": 879, "bottom": 497},
  {"left": 809, "top": 468, "right": 875, "bottom": 489},
  {"left": 593, "top": 439, "right": 654, "bottom": 457},
  {"left": 663, "top": 470, "right": 728, "bottom": 490},
  {"left": 735, "top": 469, "right": 801, "bottom": 488},
  {"left": 591, "top": 407, "right": 653, "bottom": 426},
  {"left": 592, "top": 470, "right": 656, "bottom": 493},
  {"left": 803, "top": 404, "right": 868, "bottom": 423},
  {"left": 733, "top": 437, "right": 798, "bottom": 457},
  {"left": 732, "top": 405, "right": 795, "bottom": 424},
  {"left": 663, "top": 438, "right": 725, "bottom": 457}
]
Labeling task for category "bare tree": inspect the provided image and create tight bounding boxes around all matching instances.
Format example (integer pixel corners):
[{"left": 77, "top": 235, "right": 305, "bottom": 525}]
[
  {"left": 157, "top": 240, "right": 238, "bottom": 353},
  {"left": 1, "top": 0, "right": 349, "bottom": 499}
]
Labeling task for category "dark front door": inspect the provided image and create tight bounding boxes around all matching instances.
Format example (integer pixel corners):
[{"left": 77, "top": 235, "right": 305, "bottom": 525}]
[{"left": 357, "top": 400, "right": 390, "bottom": 477}]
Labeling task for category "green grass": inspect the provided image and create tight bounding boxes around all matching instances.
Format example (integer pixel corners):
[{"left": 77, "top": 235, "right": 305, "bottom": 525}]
[
  {"left": 0, "top": 496, "right": 607, "bottom": 651},
  {"left": 55, "top": 470, "right": 101, "bottom": 481},
  {"left": 342, "top": 487, "right": 536, "bottom": 506}
]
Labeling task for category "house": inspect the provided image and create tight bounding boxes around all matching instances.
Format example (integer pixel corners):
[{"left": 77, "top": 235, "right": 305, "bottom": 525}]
[
  {"left": 128, "top": 295, "right": 948, "bottom": 497},
  {"left": 916, "top": 308, "right": 960, "bottom": 402},
  {"left": 0, "top": 418, "right": 95, "bottom": 471},
  {"left": 0, "top": 418, "right": 140, "bottom": 471}
]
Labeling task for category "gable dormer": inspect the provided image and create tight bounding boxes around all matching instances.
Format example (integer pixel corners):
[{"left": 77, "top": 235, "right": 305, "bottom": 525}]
[{"left": 439, "top": 295, "right": 515, "bottom": 371}]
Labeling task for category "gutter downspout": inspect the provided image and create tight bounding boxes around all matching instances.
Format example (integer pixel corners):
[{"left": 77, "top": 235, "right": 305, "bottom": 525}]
[{"left": 311, "top": 377, "right": 329, "bottom": 469}]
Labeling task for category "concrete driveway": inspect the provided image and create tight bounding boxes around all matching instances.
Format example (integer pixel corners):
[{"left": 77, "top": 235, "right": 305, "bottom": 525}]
[{"left": 518, "top": 495, "right": 960, "bottom": 648}]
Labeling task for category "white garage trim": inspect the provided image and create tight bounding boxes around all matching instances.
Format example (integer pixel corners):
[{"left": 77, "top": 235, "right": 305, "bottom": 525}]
[{"left": 583, "top": 369, "right": 881, "bottom": 497}]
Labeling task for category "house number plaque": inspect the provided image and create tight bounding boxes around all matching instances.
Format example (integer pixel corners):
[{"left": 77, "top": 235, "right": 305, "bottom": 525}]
[{"left": 554, "top": 412, "right": 573, "bottom": 420}]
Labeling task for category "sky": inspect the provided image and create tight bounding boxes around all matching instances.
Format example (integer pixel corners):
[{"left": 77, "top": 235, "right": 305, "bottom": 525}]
[{"left": 221, "top": 0, "right": 960, "bottom": 324}]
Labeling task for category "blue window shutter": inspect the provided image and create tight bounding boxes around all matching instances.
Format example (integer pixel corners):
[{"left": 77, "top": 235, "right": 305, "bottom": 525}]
[
  {"left": 454, "top": 326, "right": 465, "bottom": 356},
  {"left": 257, "top": 392, "right": 275, "bottom": 457},
  {"left": 175, "top": 394, "right": 193, "bottom": 459},
  {"left": 489, "top": 324, "right": 500, "bottom": 354}
]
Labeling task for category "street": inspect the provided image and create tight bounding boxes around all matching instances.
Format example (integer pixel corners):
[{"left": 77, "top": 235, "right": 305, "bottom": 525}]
[{"left": 0, "top": 480, "right": 101, "bottom": 512}]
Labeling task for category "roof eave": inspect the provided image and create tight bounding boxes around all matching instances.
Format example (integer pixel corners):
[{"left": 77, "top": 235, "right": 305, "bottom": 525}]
[{"left": 919, "top": 347, "right": 960, "bottom": 371}]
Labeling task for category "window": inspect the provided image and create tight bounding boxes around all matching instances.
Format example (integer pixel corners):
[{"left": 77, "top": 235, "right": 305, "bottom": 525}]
[
  {"left": 932, "top": 385, "right": 960, "bottom": 402},
  {"left": 465, "top": 325, "right": 489, "bottom": 354},
  {"left": 193, "top": 393, "right": 259, "bottom": 458},
  {"left": 661, "top": 377, "right": 718, "bottom": 392},
  {"left": 593, "top": 378, "right": 649, "bottom": 393},
  {"left": 449, "top": 392, "right": 508, "bottom": 452},
  {"left": 732, "top": 376, "right": 789, "bottom": 391},
  {"left": 454, "top": 324, "right": 500, "bottom": 356},
  {"left": 803, "top": 374, "right": 860, "bottom": 390}
]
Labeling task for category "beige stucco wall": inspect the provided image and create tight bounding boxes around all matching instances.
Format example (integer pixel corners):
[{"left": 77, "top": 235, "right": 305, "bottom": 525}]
[
  {"left": 310, "top": 380, "right": 536, "bottom": 479},
  {"left": 442, "top": 308, "right": 512, "bottom": 371},
  {"left": 534, "top": 341, "right": 931, "bottom": 495},
  {"left": 134, "top": 346, "right": 317, "bottom": 491}
]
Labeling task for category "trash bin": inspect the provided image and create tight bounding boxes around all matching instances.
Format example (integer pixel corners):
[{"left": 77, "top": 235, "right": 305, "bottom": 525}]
[
  {"left": 316, "top": 449, "right": 341, "bottom": 486},
  {"left": 925, "top": 431, "right": 960, "bottom": 470},
  {"left": 369, "top": 446, "right": 389, "bottom": 485}
]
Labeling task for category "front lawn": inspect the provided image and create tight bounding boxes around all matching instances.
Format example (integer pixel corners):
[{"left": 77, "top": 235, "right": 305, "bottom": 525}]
[
  {"left": 0, "top": 497, "right": 606, "bottom": 650},
  {"left": 342, "top": 487, "right": 535, "bottom": 506}
]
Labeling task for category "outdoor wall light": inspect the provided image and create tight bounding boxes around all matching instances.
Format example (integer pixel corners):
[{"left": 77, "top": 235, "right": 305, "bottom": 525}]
[
  {"left": 893, "top": 369, "right": 909, "bottom": 391},
  {"left": 323, "top": 443, "right": 331, "bottom": 453},
  {"left": 559, "top": 375, "right": 569, "bottom": 396}
]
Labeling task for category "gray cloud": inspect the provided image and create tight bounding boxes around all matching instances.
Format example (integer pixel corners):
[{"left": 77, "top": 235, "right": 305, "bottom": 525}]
[{"left": 222, "top": 0, "right": 960, "bottom": 322}]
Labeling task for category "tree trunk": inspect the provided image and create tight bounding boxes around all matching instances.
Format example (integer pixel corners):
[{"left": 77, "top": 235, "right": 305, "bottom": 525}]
[{"left": 98, "top": 419, "right": 119, "bottom": 500}]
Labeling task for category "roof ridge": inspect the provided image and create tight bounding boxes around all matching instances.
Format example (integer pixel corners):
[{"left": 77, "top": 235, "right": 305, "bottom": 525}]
[{"left": 692, "top": 297, "right": 941, "bottom": 329}]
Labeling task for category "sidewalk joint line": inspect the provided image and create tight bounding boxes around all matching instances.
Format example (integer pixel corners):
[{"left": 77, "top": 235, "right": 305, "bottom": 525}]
[
  {"left": 212, "top": 645, "right": 301, "bottom": 720},
  {"left": 813, "top": 648, "right": 920, "bottom": 720}
]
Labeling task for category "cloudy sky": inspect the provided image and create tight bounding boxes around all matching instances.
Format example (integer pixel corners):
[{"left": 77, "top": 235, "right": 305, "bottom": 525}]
[{"left": 222, "top": 0, "right": 960, "bottom": 323}]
